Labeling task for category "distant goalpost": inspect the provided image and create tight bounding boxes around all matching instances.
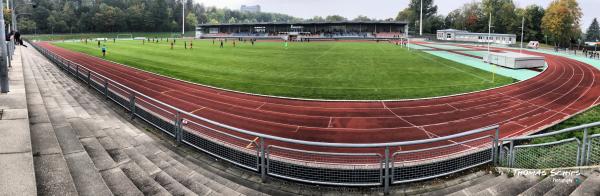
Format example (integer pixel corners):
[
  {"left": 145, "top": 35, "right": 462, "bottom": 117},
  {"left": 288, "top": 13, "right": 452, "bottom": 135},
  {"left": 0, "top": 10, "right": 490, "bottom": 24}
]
[
  {"left": 116, "top": 34, "right": 133, "bottom": 40},
  {"left": 171, "top": 33, "right": 183, "bottom": 39}
]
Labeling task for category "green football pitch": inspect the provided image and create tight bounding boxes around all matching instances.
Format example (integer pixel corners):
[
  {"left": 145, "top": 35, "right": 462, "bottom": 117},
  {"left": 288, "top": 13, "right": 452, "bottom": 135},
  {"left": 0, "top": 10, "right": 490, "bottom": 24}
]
[{"left": 53, "top": 40, "right": 513, "bottom": 100}]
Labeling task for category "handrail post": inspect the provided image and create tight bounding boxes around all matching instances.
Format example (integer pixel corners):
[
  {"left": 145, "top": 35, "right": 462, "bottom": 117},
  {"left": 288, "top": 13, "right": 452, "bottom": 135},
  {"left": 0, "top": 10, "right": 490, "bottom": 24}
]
[
  {"left": 493, "top": 127, "right": 500, "bottom": 165},
  {"left": 580, "top": 128, "right": 588, "bottom": 166},
  {"left": 87, "top": 72, "right": 91, "bottom": 86},
  {"left": 129, "top": 93, "right": 136, "bottom": 119},
  {"left": 384, "top": 146, "right": 390, "bottom": 195},
  {"left": 260, "top": 137, "right": 267, "bottom": 183},
  {"left": 174, "top": 112, "right": 182, "bottom": 144},
  {"left": 75, "top": 63, "right": 79, "bottom": 76},
  {"left": 508, "top": 141, "right": 515, "bottom": 167},
  {"left": 104, "top": 80, "right": 109, "bottom": 99}
]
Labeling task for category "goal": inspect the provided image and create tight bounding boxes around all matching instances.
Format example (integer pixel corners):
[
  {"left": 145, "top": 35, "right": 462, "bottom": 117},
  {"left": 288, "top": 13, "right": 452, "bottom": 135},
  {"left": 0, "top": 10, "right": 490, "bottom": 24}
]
[
  {"left": 116, "top": 34, "right": 133, "bottom": 40},
  {"left": 171, "top": 33, "right": 183, "bottom": 39}
]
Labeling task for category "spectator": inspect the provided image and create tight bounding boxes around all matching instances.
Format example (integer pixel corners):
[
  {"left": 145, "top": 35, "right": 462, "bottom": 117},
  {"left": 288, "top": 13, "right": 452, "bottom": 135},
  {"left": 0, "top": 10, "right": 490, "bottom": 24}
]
[{"left": 14, "top": 31, "right": 21, "bottom": 45}]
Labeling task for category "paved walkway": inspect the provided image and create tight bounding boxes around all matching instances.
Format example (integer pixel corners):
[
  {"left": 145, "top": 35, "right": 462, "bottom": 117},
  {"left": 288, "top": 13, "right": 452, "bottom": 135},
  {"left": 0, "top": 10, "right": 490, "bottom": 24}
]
[{"left": 0, "top": 46, "right": 37, "bottom": 195}]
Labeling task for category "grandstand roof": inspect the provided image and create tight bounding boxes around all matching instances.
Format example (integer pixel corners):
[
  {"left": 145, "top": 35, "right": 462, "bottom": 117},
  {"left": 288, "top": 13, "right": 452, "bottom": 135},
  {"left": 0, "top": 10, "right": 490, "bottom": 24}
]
[{"left": 198, "top": 21, "right": 408, "bottom": 27}]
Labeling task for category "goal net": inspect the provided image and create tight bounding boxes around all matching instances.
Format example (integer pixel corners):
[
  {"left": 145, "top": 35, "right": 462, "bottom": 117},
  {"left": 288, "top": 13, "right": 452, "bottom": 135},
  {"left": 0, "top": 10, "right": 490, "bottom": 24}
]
[
  {"left": 116, "top": 34, "right": 133, "bottom": 40},
  {"left": 171, "top": 33, "right": 183, "bottom": 39}
]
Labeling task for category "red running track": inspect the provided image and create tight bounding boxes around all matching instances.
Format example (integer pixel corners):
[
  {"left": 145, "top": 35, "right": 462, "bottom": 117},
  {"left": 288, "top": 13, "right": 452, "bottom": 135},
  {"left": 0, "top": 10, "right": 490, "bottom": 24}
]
[{"left": 37, "top": 42, "right": 600, "bottom": 153}]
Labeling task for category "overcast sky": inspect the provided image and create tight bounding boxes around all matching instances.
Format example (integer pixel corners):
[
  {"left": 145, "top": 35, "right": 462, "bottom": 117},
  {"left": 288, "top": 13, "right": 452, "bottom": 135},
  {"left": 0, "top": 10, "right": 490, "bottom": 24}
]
[{"left": 195, "top": 0, "right": 598, "bottom": 31}]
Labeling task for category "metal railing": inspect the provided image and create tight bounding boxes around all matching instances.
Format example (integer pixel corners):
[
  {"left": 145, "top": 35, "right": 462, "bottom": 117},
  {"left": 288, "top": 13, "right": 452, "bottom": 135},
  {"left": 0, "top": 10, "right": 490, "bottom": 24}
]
[
  {"left": 499, "top": 121, "right": 600, "bottom": 169},
  {"left": 32, "top": 42, "right": 501, "bottom": 194}
]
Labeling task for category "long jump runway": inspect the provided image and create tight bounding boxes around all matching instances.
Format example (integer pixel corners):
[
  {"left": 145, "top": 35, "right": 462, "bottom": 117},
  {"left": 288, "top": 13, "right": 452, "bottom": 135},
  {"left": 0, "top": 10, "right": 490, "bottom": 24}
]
[{"left": 37, "top": 42, "right": 600, "bottom": 154}]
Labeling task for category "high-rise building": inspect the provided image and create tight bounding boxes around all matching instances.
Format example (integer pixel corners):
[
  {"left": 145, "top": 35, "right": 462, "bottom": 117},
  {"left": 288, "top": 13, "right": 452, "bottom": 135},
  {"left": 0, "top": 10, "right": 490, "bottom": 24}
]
[{"left": 241, "top": 5, "right": 261, "bottom": 13}]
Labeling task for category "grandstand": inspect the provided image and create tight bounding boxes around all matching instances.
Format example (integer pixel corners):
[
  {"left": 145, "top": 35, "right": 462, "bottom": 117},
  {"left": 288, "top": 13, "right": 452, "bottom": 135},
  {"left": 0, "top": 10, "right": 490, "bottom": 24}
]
[{"left": 195, "top": 21, "right": 408, "bottom": 40}]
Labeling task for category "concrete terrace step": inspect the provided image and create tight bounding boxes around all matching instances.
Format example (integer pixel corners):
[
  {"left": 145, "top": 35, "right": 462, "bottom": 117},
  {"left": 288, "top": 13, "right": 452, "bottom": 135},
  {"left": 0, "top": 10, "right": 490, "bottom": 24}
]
[
  {"left": 419, "top": 172, "right": 497, "bottom": 196},
  {"left": 37, "top": 48, "right": 259, "bottom": 195},
  {"left": 23, "top": 48, "right": 78, "bottom": 195},
  {"left": 474, "top": 175, "right": 539, "bottom": 196},
  {"left": 447, "top": 174, "right": 509, "bottom": 196},
  {"left": 545, "top": 175, "right": 585, "bottom": 196},
  {"left": 569, "top": 170, "right": 600, "bottom": 196},
  {"left": 26, "top": 50, "right": 114, "bottom": 195},
  {"left": 28, "top": 50, "right": 167, "bottom": 195},
  {"left": 519, "top": 175, "right": 560, "bottom": 196},
  {"left": 41, "top": 55, "right": 199, "bottom": 196},
  {"left": 28, "top": 44, "right": 260, "bottom": 195}
]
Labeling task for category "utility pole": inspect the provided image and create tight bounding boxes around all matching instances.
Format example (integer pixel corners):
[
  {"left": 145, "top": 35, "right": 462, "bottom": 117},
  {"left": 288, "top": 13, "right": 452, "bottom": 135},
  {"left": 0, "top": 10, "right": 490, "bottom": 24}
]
[
  {"left": 419, "top": 0, "right": 423, "bottom": 36},
  {"left": 520, "top": 16, "right": 524, "bottom": 53},
  {"left": 0, "top": 0, "right": 8, "bottom": 93}
]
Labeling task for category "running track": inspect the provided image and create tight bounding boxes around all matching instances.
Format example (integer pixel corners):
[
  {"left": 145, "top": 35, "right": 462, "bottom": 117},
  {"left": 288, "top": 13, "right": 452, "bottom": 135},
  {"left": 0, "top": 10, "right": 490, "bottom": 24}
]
[{"left": 37, "top": 42, "right": 600, "bottom": 154}]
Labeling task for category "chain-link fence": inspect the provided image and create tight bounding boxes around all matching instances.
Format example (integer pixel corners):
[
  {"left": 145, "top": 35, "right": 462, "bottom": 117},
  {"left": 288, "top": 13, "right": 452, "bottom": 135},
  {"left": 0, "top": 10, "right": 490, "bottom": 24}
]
[
  {"left": 587, "top": 134, "right": 600, "bottom": 165},
  {"left": 500, "top": 123, "right": 600, "bottom": 169},
  {"left": 511, "top": 138, "right": 580, "bottom": 169},
  {"left": 267, "top": 145, "right": 383, "bottom": 186},
  {"left": 392, "top": 135, "right": 494, "bottom": 184}
]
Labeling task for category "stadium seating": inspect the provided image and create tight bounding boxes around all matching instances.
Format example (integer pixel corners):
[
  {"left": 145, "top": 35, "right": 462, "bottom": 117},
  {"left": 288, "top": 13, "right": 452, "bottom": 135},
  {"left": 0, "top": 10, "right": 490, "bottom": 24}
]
[
  {"left": 23, "top": 46, "right": 258, "bottom": 195},
  {"left": 200, "top": 32, "right": 403, "bottom": 39}
]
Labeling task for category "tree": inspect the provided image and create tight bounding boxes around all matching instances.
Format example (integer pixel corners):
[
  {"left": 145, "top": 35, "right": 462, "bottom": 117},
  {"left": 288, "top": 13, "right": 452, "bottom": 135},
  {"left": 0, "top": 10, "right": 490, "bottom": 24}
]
[
  {"left": 185, "top": 12, "right": 198, "bottom": 31},
  {"left": 127, "top": 3, "right": 146, "bottom": 31},
  {"left": 395, "top": 8, "right": 412, "bottom": 21},
  {"left": 541, "top": 0, "right": 582, "bottom": 47},
  {"left": 482, "top": 0, "right": 518, "bottom": 34},
  {"left": 397, "top": 0, "right": 438, "bottom": 33},
  {"left": 227, "top": 17, "right": 237, "bottom": 24},
  {"left": 208, "top": 18, "right": 219, "bottom": 25},
  {"left": 93, "top": 4, "right": 124, "bottom": 32},
  {"left": 462, "top": 2, "right": 486, "bottom": 33},
  {"left": 325, "top": 15, "right": 347, "bottom": 22},
  {"left": 444, "top": 9, "right": 464, "bottom": 30},
  {"left": 428, "top": 15, "right": 446, "bottom": 33},
  {"left": 18, "top": 19, "right": 36, "bottom": 33},
  {"left": 308, "top": 16, "right": 325, "bottom": 22},
  {"left": 585, "top": 18, "right": 600, "bottom": 42},
  {"left": 353, "top": 15, "right": 372, "bottom": 22},
  {"left": 523, "top": 5, "right": 545, "bottom": 42}
]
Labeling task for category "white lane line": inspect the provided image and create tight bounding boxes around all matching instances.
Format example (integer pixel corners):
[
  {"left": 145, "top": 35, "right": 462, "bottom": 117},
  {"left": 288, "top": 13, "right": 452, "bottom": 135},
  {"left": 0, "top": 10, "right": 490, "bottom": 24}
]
[
  {"left": 382, "top": 101, "right": 432, "bottom": 139},
  {"left": 447, "top": 103, "right": 459, "bottom": 111},
  {"left": 190, "top": 107, "right": 206, "bottom": 113},
  {"left": 255, "top": 102, "right": 267, "bottom": 110}
]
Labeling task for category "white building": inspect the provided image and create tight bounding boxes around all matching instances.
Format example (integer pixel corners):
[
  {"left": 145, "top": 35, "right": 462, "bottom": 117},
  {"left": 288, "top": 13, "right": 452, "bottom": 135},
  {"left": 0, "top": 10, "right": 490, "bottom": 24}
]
[
  {"left": 437, "top": 29, "right": 517, "bottom": 45},
  {"left": 241, "top": 5, "right": 261, "bottom": 13}
]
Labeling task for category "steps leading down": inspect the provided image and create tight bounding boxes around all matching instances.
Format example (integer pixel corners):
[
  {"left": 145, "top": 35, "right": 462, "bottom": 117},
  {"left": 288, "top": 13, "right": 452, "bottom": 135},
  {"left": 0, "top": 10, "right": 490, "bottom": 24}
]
[{"left": 26, "top": 42, "right": 262, "bottom": 196}]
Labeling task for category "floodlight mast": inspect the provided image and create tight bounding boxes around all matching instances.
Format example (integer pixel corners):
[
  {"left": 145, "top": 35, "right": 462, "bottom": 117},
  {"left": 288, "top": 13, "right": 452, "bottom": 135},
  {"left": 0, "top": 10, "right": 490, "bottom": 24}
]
[
  {"left": 182, "top": 3, "right": 185, "bottom": 36},
  {"left": 419, "top": 0, "right": 423, "bottom": 36},
  {"left": 488, "top": 12, "right": 495, "bottom": 83},
  {"left": 520, "top": 16, "right": 524, "bottom": 53}
]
